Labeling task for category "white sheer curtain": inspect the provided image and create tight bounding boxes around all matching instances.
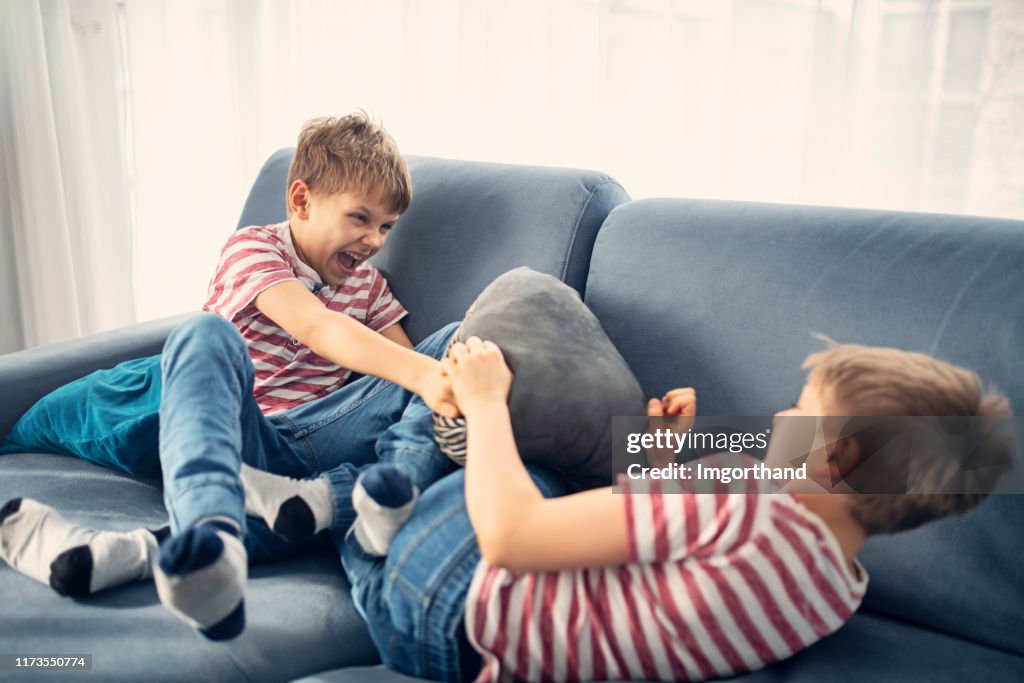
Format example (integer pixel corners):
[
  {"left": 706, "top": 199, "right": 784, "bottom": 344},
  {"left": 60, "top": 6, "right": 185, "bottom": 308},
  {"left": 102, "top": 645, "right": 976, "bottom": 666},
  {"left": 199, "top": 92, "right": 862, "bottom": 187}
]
[
  {"left": 2, "top": 0, "right": 1021, "bottom": 345},
  {"left": 0, "top": 0, "right": 135, "bottom": 349},
  {"left": 121, "top": 0, "right": 1024, "bottom": 323}
]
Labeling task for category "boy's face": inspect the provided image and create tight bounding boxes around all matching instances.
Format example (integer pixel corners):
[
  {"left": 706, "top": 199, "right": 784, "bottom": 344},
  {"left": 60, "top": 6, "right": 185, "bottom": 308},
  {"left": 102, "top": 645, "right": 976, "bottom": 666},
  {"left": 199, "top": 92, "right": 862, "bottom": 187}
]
[
  {"left": 768, "top": 381, "right": 844, "bottom": 488},
  {"left": 290, "top": 183, "right": 400, "bottom": 286}
]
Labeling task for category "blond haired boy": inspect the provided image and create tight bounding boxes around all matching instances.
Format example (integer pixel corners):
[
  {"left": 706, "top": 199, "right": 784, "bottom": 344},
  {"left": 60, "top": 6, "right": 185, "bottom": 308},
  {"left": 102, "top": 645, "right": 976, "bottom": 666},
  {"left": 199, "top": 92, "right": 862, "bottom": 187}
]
[
  {"left": 331, "top": 338, "right": 1013, "bottom": 682},
  {"left": 0, "top": 113, "right": 462, "bottom": 640}
]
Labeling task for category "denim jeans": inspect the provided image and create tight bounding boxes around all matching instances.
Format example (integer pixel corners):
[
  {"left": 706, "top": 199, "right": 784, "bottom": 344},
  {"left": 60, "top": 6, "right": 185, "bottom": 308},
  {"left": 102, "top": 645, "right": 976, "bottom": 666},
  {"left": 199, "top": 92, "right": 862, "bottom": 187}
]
[
  {"left": 341, "top": 465, "right": 568, "bottom": 683},
  {"left": 97, "top": 312, "right": 458, "bottom": 564}
]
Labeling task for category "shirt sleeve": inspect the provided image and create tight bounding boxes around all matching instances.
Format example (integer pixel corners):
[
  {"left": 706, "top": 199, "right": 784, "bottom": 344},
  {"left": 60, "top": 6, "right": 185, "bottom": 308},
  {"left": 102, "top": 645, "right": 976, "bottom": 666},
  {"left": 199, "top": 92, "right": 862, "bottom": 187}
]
[
  {"left": 203, "top": 228, "right": 297, "bottom": 323},
  {"left": 621, "top": 475, "right": 763, "bottom": 565},
  {"left": 364, "top": 267, "right": 408, "bottom": 332}
]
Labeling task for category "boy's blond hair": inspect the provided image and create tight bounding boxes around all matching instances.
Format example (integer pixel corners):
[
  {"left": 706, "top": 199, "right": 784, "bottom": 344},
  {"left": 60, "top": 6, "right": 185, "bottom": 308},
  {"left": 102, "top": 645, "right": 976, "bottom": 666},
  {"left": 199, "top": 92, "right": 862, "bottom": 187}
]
[
  {"left": 286, "top": 112, "right": 411, "bottom": 215},
  {"left": 802, "top": 340, "right": 1014, "bottom": 535}
]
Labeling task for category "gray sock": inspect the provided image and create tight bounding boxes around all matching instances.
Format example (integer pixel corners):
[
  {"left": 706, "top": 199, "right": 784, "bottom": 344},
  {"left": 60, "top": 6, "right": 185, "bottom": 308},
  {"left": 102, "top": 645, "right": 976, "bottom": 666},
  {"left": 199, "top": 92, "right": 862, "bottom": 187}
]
[
  {"left": 0, "top": 497, "right": 159, "bottom": 596},
  {"left": 240, "top": 464, "right": 334, "bottom": 541},
  {"left": 351, "top": 465, "right": 418, "bottom": 557},
  {"left": 153, "top": 517, "right": 246, "bottom": 640}
]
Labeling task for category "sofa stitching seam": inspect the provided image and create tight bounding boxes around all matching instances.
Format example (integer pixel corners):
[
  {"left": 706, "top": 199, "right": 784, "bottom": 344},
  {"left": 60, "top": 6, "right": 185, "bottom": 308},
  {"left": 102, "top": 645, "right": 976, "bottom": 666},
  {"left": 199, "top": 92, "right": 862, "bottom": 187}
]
[{"left": 561, "top": 178, "right": 620, "bottom": 285}]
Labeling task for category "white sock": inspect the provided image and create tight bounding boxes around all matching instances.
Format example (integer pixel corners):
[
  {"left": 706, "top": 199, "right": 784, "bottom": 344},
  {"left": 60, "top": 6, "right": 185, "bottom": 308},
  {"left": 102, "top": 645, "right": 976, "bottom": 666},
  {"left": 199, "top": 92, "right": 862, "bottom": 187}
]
[
  {"left": 153, "top": 518, "right": 246, "bottom": 640},
  {"left": 351, "top": 465, "right": 418, "bottom": 557},
  {"left": 240, "top": 464, "right": 334, "bottom": 541},
  {"left": 0, "top": 497, "right": 159, "bottom": 596}
]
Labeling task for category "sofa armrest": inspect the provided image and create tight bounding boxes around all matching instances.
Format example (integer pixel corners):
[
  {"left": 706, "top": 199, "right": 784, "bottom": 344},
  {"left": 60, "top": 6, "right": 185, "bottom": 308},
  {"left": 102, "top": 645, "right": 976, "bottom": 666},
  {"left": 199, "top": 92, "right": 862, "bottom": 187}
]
[{"left": 0, "top": 313, "right": 193, "bottom": 441}]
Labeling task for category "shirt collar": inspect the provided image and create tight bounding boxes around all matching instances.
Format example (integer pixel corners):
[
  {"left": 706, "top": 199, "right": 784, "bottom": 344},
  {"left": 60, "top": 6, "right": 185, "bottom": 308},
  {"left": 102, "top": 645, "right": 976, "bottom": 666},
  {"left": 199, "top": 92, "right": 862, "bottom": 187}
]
[{"left": 278, "top": 221, "right": 329, "bottom": 292}]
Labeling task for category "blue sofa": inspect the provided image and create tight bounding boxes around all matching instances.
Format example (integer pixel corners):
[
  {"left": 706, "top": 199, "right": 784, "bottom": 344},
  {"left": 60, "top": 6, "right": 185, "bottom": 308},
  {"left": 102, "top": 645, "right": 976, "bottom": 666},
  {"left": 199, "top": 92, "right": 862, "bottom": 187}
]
[{"left": 1, "top": 152, "right": 1021, "bottom": 683}]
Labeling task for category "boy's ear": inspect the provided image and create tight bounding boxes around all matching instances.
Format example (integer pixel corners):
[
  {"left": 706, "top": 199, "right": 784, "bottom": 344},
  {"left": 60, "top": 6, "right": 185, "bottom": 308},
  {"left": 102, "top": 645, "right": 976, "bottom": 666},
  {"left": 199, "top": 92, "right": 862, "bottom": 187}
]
[
  {"left": 288, "top": 180, "right": 311, "bottom": 219},
  {"left": 831, "top": 436, "right": 863, "bottom": 484}
]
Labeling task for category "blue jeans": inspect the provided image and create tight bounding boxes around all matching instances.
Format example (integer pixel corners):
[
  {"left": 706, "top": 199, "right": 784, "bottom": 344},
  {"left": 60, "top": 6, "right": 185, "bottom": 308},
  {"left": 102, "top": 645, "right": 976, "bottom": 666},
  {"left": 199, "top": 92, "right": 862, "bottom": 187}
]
[
  {"left": 341, "top": 465, "right": 568, "bottom": 683},
  {"left": 69, "top": 312, "right": 458, "bottom": 564}
]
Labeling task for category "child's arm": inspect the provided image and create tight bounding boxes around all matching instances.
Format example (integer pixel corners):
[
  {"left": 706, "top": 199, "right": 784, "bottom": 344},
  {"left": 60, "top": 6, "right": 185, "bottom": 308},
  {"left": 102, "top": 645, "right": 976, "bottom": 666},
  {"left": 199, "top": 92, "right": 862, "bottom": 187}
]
[
  {"left": 257, "top": 281, "right": 458, "bottom": 417},
  {"left": 378, "top": 322, "right": 415, "bottom": 350},
  {"left": 444, "top": 337, "right": 630, "bottom": 572}
]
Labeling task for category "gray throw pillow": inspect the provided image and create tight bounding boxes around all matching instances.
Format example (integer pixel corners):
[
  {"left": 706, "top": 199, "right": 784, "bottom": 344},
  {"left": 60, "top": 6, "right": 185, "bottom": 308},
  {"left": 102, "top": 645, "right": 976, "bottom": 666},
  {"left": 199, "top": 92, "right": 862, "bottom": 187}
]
[{"left": 434, "top": 267, "right": 644, "bottom": 491}]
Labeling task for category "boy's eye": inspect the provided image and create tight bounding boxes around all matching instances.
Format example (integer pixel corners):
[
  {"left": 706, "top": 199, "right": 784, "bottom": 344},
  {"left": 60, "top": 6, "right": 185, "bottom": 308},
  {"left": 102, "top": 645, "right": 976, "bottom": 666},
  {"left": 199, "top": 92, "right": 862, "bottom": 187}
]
[
  {"left": 352, "top": 214, "right": 367, "bottom": 223},
  {"left": 381, "top": 224, "right": 393, "bottom": 232}
]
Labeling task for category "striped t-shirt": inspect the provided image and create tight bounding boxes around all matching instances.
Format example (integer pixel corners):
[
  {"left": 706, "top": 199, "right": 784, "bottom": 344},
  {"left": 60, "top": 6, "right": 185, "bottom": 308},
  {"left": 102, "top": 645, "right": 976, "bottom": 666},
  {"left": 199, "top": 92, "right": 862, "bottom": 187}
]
[
  {"left": 465, "top": 472, "right": 868, "bottom": 682},
  {"left": 203, "top": 222, "right": 407, "bottom": 414}
]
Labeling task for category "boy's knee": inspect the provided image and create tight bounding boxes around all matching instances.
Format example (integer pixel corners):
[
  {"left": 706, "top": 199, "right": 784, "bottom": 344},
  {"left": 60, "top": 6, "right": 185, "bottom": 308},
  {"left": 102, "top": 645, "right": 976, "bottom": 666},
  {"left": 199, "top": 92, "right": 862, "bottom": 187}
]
[
  {"left": 416, "top": 321, "right": 461, "bottom": 359},
  {"left": 163, "top": 313, "right": 247, "bottom": 374},
  {"left": 165, "top": 313, "right": 242, "bottom": 355},
  {"left": 174, "top": 312, "right": 237, "bottom": 338},
  {"left": 440, "top": 321, "right": 461, "bottom": 345}
]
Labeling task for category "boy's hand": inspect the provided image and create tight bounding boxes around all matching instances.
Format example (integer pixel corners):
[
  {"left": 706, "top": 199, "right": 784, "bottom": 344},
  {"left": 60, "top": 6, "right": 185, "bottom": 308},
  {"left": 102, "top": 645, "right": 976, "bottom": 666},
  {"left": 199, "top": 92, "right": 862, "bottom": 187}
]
[
  {"left": 417, "top": 360, "right": 460, "bottom": 419},
  {"left": 659, "top": 387, "right": 697, "bottom": 416},
  {"left": 441, "top": 337, "right": 512, "bottom": 416},
  {"left": 645, "top": 387, "right": 697, "bottom": 468}
]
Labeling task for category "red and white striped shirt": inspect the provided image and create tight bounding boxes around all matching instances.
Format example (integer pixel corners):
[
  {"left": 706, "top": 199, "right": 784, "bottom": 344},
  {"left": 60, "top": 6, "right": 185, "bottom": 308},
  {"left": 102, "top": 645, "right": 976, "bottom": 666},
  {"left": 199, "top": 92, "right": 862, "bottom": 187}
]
[
  {"left": 203, "top": 222, "right": 406, "bottom": 414},
  {"left": 465, "top": 468, "right": 867, "bottom": 682}
]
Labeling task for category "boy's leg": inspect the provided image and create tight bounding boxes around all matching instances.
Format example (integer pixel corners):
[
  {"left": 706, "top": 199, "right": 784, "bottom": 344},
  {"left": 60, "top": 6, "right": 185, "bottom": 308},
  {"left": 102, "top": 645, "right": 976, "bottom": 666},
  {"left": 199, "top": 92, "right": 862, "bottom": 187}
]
[
  {"left": 277, "top": 321, "right": 461, "bottom": 473},
  {"left": 0, "top": 313, "right": 293, "bottom": 602},
  {"left": 0, "top": 355, "right": 164, "bottom": 479},
  {"left": 154, "top": 318, "right": 458, "bottom": 638},
  {"left": 2, "top": 320, "right": 459, "bottom": 603},
  {"left": 236, "top": 331, "right": 451, "bottom": 546},
  {"left": 339, "top": 468, "right": 477, "bottom": 683},
  {"left": 241, "top": 323, "right": 460, "bottom": 539},
  {"left": 245, "top": 393, "right": 454, "bottom": 540},
  {"left": 158, "top": 313, "right": 295, "bottom": 534},
  {"left": 243, "top": 392, "right": 457, "bottom": 543},
  {"left": 346, "top": 393, "right": 456, "bottom": 550},
  {"left": 161, "top": 318, "right": 465, "bottom": 530},
  {"left": 155, "top": 312, "right": 297, "bottom": 639},
  {"left": 341, "top": 465, "right": 569, "bottom": 682},
  {"left": 325, "top": 390, "right": 456, "bottom": 536}
]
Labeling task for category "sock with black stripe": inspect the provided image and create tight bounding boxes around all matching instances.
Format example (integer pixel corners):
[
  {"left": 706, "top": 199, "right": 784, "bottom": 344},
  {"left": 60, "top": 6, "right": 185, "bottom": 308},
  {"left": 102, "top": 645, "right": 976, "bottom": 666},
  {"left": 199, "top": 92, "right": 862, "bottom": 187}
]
[
  {"left": 0, "top": 497, "right": 161, "bottom": 596},
  {"left": 153, "top": 517, "right": 246, "bottom": 641},
  {"left": 240, "top": 464, "right": 333, "bottom": 541},
  {"left": 350, "top": 465, "right": 418, "bottom": 557}
]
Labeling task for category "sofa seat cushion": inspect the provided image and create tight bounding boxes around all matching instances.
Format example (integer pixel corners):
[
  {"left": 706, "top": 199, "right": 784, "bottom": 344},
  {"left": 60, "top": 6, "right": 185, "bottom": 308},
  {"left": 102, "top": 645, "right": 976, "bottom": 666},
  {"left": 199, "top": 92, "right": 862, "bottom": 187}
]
[
  {"left": 0, "top": 452, "right": 379, "bottom": 682},
  {"left": 295, "top": 611, "right": 1024, "bottom": 682}
]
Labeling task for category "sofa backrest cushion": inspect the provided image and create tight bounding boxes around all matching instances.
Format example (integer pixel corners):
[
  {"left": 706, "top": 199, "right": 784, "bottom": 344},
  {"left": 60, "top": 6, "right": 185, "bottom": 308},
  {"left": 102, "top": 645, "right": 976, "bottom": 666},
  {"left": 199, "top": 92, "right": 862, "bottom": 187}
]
[
  {"left": 583, "top": 198, "right": 1024, "bottom": 655},
  {"left": 237, "top": 151, "right": 629, "bottom": 342}
]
